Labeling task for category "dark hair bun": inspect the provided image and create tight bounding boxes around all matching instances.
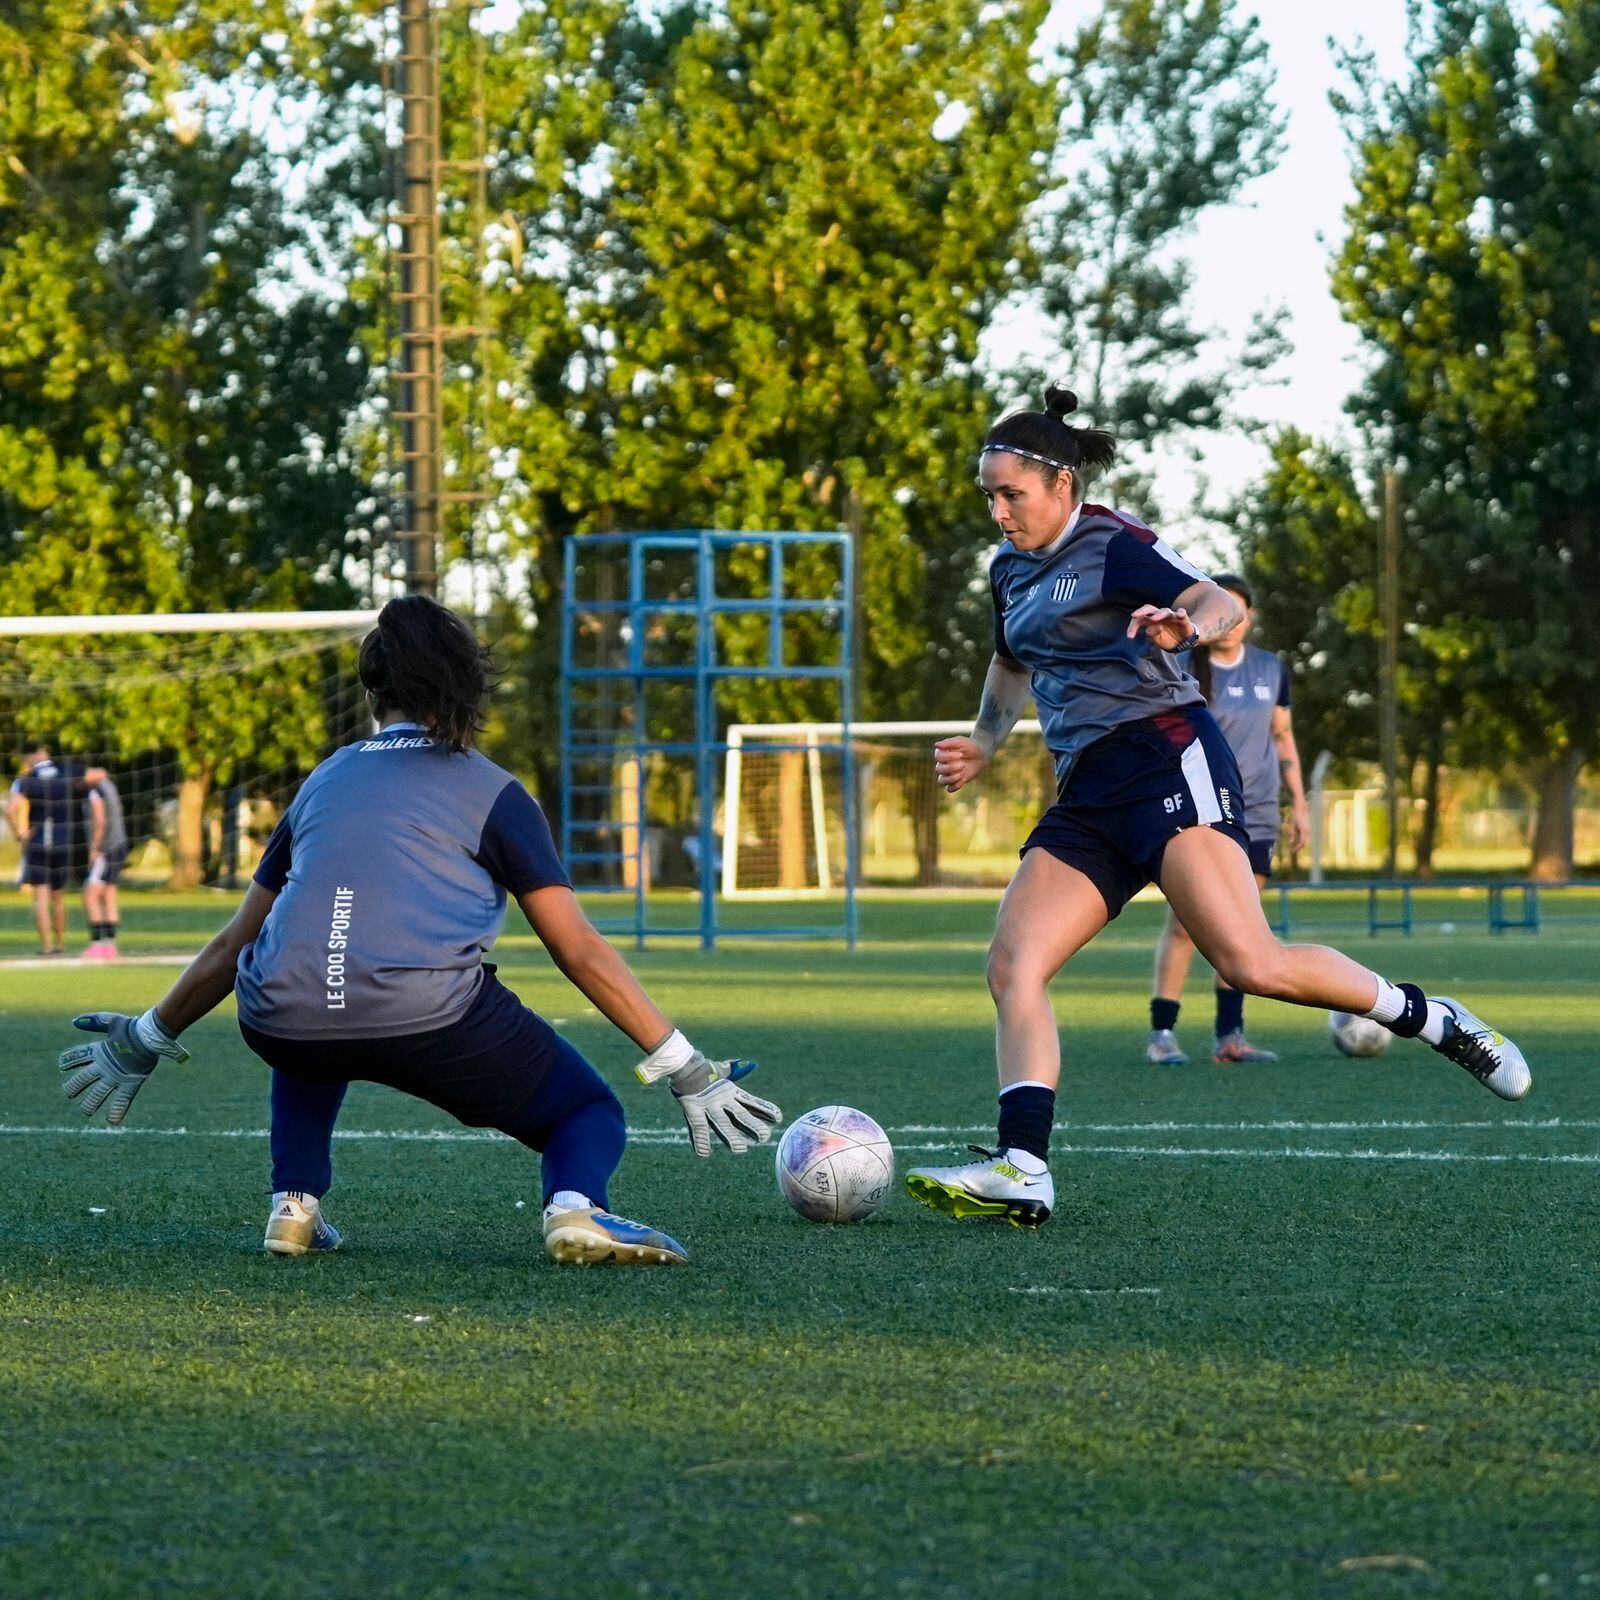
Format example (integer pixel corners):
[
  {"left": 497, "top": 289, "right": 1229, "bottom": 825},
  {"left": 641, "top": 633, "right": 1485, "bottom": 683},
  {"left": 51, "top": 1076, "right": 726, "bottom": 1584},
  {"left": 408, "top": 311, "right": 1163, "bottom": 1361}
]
[{"left": 1043, "top": 383, "right": 1078, "bottom": 420}]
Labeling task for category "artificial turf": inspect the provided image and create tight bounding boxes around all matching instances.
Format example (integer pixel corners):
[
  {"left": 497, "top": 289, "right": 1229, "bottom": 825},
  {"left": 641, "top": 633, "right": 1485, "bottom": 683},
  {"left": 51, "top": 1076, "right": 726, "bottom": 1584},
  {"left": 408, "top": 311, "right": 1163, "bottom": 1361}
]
[{"left": 1, "top": 892, "right": 1597, "bottom": 1599}]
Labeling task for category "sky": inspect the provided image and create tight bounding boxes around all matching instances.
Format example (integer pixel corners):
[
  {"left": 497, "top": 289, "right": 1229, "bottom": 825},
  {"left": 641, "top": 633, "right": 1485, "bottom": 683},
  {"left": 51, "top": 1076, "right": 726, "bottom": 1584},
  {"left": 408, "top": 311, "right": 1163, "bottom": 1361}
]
[{"left": 994, "top": 0, "right": 1415, "bottom": 539}]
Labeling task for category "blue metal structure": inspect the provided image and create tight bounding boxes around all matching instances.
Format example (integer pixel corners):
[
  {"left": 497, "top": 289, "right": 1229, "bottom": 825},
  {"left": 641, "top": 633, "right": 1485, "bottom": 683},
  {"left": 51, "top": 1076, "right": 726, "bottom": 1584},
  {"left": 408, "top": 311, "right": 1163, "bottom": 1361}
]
[
  {"left": 1261, "top": 878, "right": 1554, "bottom": 937},
  {"left": 559, "top": 530, "right": 856, "bottom": 949}
]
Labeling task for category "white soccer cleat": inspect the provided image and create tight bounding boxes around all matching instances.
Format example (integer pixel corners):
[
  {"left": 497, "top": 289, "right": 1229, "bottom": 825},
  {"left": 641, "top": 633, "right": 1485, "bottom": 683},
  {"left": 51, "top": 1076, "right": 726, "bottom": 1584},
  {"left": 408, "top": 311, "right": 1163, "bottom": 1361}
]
[
  {"left": 264, "top": 1191, "right": 343, "bottom": 1257},
  {"left": 542, "top": 1203, "right": 688, "bottom": 1266},
  {"left": 904, "top": 1145, "right": 1054, "bottom": 1228},
  {"left": 1430, "top": 998, "right": 1531, "bottom": 1101},
  {"left": 1146, "top": 1028, "right": 1188, "bottom": 1065}
]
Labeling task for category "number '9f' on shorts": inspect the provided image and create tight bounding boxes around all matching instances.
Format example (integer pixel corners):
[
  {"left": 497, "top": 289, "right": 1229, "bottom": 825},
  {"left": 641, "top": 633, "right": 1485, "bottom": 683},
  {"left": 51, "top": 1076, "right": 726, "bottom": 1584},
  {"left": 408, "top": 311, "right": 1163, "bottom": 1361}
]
[{"left": 1021, "top": 706, "right": 1251, "bottom": 919}]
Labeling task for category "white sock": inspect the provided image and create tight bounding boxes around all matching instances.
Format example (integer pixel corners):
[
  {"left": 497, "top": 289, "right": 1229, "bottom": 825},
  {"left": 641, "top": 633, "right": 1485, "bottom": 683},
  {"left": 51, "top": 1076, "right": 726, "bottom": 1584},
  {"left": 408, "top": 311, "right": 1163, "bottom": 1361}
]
[
  {"left": 1418, "top": 1002, "right": 1450, "bottom": 1046},
  {"left": 547, "top": 1190, "right": 592, "bottom": 1214},
  {"left": 1364, "top": 979, "right": 1450, "bottom": 1045},
  {"left": 271, "top": 1190, "right": 318, "bottom": 1212},
  {"left": 1365, "top": 978, "right": 1408, "bottom": 1025}
]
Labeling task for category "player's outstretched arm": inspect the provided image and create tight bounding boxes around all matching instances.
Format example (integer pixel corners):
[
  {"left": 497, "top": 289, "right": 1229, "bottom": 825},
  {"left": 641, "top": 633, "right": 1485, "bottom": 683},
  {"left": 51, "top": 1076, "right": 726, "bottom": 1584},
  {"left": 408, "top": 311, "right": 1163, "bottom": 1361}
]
[
  {"left": 518, "top": 884, "right": 782, "bottom": 1156},
  {"left": 935, "top": 653, "right": 1030, "bottom": 794},
  {"left": 1126, "top": 580, "right": 1243, "bottom": 652},
  {"left": 58, "top": 881, "right": 278, "bottom": 1125}
]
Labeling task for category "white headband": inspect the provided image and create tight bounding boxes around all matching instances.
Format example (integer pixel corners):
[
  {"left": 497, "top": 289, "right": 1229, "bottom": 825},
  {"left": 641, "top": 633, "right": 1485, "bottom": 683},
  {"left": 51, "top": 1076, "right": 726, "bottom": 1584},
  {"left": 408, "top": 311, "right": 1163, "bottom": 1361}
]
[{"left": 979, "top": 443, "right": 1074, "bottom": 473}]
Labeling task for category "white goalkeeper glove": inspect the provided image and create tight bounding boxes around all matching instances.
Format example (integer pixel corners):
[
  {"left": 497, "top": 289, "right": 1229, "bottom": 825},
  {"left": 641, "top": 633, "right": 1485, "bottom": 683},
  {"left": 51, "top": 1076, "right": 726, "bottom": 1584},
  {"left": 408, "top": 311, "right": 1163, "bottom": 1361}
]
[
  {"left": 58, "top": 1010, "right": 189, "bottom": 1126},
  {"left": 635, "top": 1030, "right": 782, "bottom": 1158}
]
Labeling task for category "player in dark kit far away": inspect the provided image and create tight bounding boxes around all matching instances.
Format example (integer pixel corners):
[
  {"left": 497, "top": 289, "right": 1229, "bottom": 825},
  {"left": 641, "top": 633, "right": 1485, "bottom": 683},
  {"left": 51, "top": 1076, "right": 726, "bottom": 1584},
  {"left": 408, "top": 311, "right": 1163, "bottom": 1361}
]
[
  {"left": 7, "top": 743, "right": 85, "bottom": 957},
  {"left": 54, "top": 596, "right": 781, "bottom": 1266},
  {"left": 1146, "top": 574, "right": 1309, "bottom": 1065},
  {"left": 904, "top": 386, "right": 1530, "bottom": 1230}
]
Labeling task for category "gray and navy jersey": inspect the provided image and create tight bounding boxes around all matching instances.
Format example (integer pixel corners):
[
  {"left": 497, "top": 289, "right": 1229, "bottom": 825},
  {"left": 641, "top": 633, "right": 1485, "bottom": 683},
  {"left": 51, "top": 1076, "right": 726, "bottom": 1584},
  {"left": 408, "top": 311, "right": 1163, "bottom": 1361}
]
[
  {"left": 235, "top": 724, "right": 569, "bottom": 1039},
  {"left": 16, "top": 760, "right": 84, "bottom": 855},
  {"left": 1207, "top": 644, "right": 1290, "bottom": 841},
  {"left": 991, "top": 504, "right": 1209, "bottom": 786},
  {"left": 87, "top": 778, "right": 127, "bottom": 855}
]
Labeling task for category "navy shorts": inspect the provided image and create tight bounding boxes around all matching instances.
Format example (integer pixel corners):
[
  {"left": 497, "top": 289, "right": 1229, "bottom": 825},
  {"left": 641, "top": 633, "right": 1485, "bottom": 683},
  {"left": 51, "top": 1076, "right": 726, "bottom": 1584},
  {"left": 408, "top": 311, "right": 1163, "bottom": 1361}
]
[
  {"left": 22, "top": 849, "right": 70, "bottom": 891},
  {"left": 1022, "top": 707, "right": 1251, "bottom": 919},
  {"left": 239, "top": 968, "right": 618, "bottom": 1152},
  {"left": 1247, "top": 837, "right": 1276, "bottom": 879}
]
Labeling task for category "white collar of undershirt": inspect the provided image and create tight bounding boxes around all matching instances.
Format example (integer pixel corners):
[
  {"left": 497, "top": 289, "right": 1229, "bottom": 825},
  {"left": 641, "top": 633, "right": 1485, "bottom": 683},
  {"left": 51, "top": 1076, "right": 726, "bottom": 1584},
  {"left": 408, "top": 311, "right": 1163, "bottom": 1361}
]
[
  {"left": 1025, "top": 503, "right": 1082, "bottom": 561},
  {"left": 374, "top": 720, "right": 427, "bottom": 736}
]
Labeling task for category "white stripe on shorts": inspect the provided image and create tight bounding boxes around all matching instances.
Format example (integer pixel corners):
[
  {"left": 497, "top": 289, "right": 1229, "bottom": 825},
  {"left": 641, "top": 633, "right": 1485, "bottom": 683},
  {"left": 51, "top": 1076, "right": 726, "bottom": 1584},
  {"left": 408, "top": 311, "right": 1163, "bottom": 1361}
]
[{"left": 1179, "top": 737, "right": 1223, "bottom": 825}]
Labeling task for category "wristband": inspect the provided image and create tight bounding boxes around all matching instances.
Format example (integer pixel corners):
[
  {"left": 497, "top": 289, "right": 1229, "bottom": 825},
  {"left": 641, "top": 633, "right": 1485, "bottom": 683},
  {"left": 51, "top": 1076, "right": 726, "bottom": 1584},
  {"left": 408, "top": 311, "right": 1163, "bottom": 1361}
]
[
  {"left": 134, "top": 1007, "right": 180, "bottom": 1052},
  {"left": 1170, "top": 629, "right": 1202, "bottom": 654}
]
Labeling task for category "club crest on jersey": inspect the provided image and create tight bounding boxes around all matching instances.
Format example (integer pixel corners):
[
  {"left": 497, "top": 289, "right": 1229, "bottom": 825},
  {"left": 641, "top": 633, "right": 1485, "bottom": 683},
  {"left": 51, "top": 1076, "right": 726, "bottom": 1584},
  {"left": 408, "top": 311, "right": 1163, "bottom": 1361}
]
[
  {"left": 1253, "top": 682, "right": 1273, "bottom": 701},
  {"left": 1051, "top": 572, "right": 1080, "bottom": 604}
]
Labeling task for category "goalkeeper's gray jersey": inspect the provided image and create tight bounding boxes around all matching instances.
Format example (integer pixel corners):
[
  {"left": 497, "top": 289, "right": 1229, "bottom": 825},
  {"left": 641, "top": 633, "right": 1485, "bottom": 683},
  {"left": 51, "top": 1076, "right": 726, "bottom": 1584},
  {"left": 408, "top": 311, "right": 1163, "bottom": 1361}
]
[
  {"left": 235, "top": 724, "right": 569, "bottom": 1039},
  {"left": 1207, "top": 644, "right": 1291, "bottom": 841},
  {"left": 990, "top": 504, "right": 1209, "bottom": 787}
]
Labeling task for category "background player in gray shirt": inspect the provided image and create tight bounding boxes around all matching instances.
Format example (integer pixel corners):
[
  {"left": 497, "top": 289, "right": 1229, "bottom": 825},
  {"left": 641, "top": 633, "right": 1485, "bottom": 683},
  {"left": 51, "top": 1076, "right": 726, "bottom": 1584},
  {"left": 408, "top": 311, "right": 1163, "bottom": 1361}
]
[
  {"left": 55, "top": 596, "right": 780, "bottom": 1267},
  {"left": 1147, "top": 574, "right": 1310, "bottom": 1064},
  {"left": 82, "top": 768, "right": 129, "bottom": 962}
]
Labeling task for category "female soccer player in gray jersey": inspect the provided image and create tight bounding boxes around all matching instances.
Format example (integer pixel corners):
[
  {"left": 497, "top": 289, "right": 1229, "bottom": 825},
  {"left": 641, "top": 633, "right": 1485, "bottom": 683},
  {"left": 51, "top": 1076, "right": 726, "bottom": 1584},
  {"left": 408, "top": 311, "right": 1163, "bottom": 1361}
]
[
  {"left": 1146, "top": 574, "right": 1309, "bottom": 1065},
  {"left": 904, "top": 386, "right": 1529, "bottom": 1229},
  {"left": 55, "top": 597, "right": 780, "bottom": 1265}
]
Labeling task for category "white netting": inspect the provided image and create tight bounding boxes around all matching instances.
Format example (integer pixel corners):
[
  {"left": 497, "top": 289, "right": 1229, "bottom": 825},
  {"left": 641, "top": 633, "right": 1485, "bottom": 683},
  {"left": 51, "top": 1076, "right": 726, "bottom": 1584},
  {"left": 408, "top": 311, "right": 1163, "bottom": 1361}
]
[
  {"left": 722, "top": 721, "right": 1056, "bottom": 894},
  {"left": 0, "top": 618, "right": 373, "bottom": 888}
]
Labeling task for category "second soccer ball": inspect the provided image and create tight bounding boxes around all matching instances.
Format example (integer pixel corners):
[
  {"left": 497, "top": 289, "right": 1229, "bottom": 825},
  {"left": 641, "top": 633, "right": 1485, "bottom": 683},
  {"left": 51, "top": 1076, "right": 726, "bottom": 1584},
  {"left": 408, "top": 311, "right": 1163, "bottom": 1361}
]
[
  {"left": 775, "top": 1106, "right": 894, "bottom": 1223},
  {"left": 1329, "top": 1011, "right": 1391, "bottom": 1058}
]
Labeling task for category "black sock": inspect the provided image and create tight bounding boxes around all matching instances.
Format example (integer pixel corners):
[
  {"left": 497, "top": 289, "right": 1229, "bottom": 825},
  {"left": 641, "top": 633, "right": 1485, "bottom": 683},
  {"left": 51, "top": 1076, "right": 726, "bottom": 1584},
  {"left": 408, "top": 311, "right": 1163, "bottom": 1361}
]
[
  {"left": 106, "top": 921, "right": 117, "bottom": 943},
  {"left": 91, "top": 922, "right": 106, "bottom": 941},
  {"left": 997, "top": 1084, "right": 1055, "bottom": 1163},
  {"left": 1150, "top": 998, "right": 1180, "bottom": 1032},
  {"left": 1385, "top": 982, "right": 1431, "bottom": 1038},
  {"left": 1215, "top": 987, "right": 1245, "bottom": 1038}
]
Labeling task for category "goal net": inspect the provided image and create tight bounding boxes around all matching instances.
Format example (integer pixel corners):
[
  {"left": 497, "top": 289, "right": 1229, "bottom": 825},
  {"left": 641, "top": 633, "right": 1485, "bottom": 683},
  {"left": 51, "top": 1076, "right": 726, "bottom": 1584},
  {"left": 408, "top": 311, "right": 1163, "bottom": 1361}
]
[
  {"left": 722, "top": 721, "right": 1055, "bottom": 895},
  {"left": 1, "top": 612, "right": 376, "bottom": 890}
]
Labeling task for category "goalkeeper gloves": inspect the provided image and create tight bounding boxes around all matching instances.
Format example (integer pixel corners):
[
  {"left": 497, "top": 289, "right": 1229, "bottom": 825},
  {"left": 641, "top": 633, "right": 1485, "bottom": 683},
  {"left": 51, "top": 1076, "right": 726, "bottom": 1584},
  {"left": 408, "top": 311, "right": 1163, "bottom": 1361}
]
[
  {"left": 59, "top": 1010, "right": 189, "bottom": 1126},
  {"left": 635, "top": 1029, "right": 782, "bottom": 1158}
]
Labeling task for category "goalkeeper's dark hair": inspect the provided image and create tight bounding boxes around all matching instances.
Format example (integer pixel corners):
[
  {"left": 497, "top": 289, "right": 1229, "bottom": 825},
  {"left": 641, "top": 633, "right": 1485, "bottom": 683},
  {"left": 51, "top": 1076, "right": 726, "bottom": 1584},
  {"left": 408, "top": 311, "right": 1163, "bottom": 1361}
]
[
  {"left": 358, "top": 595, "right": 495, "bottom": 753},
  {"left": 982, "top": 383, "right": 1117, "bottom": 501}
]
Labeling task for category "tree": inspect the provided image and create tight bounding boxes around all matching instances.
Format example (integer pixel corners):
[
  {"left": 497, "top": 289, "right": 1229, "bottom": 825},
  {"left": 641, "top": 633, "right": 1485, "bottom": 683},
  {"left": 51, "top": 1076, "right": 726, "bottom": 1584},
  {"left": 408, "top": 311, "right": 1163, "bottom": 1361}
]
[
  {"left": 1331, "top": 0, "right": 1600, "bottom": 878},
  {"left": 0, "top": 1, "right": 383, "bottom": 882},
  {"left": 1034, "top": 0, "right": 1287, "bottom": 515},
  {"left": 475, "top": 0, "right": 1054, "bottom": 864}
]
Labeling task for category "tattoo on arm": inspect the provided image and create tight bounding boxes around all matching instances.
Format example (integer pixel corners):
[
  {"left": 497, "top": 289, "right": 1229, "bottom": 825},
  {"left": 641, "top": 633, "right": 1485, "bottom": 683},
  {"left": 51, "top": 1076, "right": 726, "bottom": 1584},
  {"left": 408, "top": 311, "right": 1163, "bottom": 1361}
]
[{"left": 973, "top": 661, "right": 1030, "bottom": 756}]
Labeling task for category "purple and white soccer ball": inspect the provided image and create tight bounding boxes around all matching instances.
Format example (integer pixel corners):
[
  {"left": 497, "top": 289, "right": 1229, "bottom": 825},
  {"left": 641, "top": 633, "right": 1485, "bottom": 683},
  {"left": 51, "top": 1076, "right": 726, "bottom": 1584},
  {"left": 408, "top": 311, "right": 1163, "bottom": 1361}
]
[
  {"left": 775, "top": 1106, "right": 894, "bottom": 1223},
  {"left": 1329, "top": 1011, "right": 1391, "bottom": 1058}
]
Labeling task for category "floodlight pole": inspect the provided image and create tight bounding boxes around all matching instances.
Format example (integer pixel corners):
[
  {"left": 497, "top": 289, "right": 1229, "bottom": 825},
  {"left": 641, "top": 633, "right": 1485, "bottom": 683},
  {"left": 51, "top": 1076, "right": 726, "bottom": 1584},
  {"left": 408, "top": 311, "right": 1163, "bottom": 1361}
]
[
  {"left": 1380, "top": 469, "right": 1402, "bottom": 876},
  {"left": 394, "top": 0, "right": 442, "bottom": 596}
]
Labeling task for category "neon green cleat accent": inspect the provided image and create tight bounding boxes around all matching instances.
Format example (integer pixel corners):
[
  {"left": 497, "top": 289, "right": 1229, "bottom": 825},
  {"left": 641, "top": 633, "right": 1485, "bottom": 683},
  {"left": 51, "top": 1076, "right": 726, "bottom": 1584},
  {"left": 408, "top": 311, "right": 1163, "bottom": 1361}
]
[{"left": 903, "top": 1146, "right": 1053, "bottom": 1229}]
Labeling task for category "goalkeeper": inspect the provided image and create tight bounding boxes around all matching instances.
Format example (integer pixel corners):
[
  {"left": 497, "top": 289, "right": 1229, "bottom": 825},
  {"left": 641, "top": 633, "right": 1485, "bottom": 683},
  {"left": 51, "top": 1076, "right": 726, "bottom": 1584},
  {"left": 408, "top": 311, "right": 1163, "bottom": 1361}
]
[{"left": 57, "top": 595, "right": 780, "bottom": 1266}]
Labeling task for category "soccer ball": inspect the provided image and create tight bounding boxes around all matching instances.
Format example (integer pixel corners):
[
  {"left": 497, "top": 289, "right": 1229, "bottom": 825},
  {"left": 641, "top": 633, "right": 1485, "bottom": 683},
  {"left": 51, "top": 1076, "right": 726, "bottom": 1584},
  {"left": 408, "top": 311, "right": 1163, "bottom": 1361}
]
[
  {"left": 775, "top": 1106, "right": 894, "bottom": 1223},
  {"left": 1329, "top": 1011, "right": 1390, "bottom": 1058}
]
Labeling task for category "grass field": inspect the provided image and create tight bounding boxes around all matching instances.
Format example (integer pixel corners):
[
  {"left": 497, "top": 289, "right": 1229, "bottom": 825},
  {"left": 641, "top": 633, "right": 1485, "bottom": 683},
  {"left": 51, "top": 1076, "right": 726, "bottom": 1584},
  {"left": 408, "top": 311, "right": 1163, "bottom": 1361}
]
[{"left": 2, "top": 892, "right": 1597, "bottom": 1600}]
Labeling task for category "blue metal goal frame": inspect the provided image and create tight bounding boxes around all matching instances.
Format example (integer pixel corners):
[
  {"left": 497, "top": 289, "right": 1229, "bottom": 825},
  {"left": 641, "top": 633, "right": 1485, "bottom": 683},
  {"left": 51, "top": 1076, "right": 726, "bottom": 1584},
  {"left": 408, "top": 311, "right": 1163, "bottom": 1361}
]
[{"left": 559, "top": 530, "right": 857, "bottom": 949}]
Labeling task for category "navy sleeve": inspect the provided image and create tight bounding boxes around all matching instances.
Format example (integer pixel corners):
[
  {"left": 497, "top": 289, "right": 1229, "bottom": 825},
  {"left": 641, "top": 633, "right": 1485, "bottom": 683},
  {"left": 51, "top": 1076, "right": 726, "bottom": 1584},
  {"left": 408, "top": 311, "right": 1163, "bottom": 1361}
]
[
  {"left": 254, "top": 812, "right": 294, "bottom": 892},
  {"left": 1101, "top": 530, "right": 1204, "bottom": 611},
  {"left": 1276, "top": 656, "right": 1293, "bottom": 708},
  {"left": 990, "top": 568, "right": 1017, "bottom": 662},
  {"left": 475, "top": 781, "right": 570, "bottom": 894}
]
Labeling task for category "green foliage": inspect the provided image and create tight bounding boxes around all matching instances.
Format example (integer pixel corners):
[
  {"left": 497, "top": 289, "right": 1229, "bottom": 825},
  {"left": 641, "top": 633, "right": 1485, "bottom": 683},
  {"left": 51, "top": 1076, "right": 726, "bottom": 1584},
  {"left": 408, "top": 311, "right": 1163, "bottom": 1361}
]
[
  {"left": 0, "top": 2, "right": 382, "bottom": 832},
  {"left": 1037, "top": 0, "right": 1286, "bottom": 513},
  {"left": 1330, "top": 0, "right": 1600, "bottom": 868}
]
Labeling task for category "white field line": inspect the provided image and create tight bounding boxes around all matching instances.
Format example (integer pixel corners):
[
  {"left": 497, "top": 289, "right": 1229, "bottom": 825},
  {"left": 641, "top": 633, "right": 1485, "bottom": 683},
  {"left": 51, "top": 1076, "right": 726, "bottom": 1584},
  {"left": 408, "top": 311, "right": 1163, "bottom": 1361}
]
[
  {"left": 0, "top": 953, "right": 204, "bottom": 970},
  {"left": 4, "top": 1123, "right": 1598, "bottom": 1165}
]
